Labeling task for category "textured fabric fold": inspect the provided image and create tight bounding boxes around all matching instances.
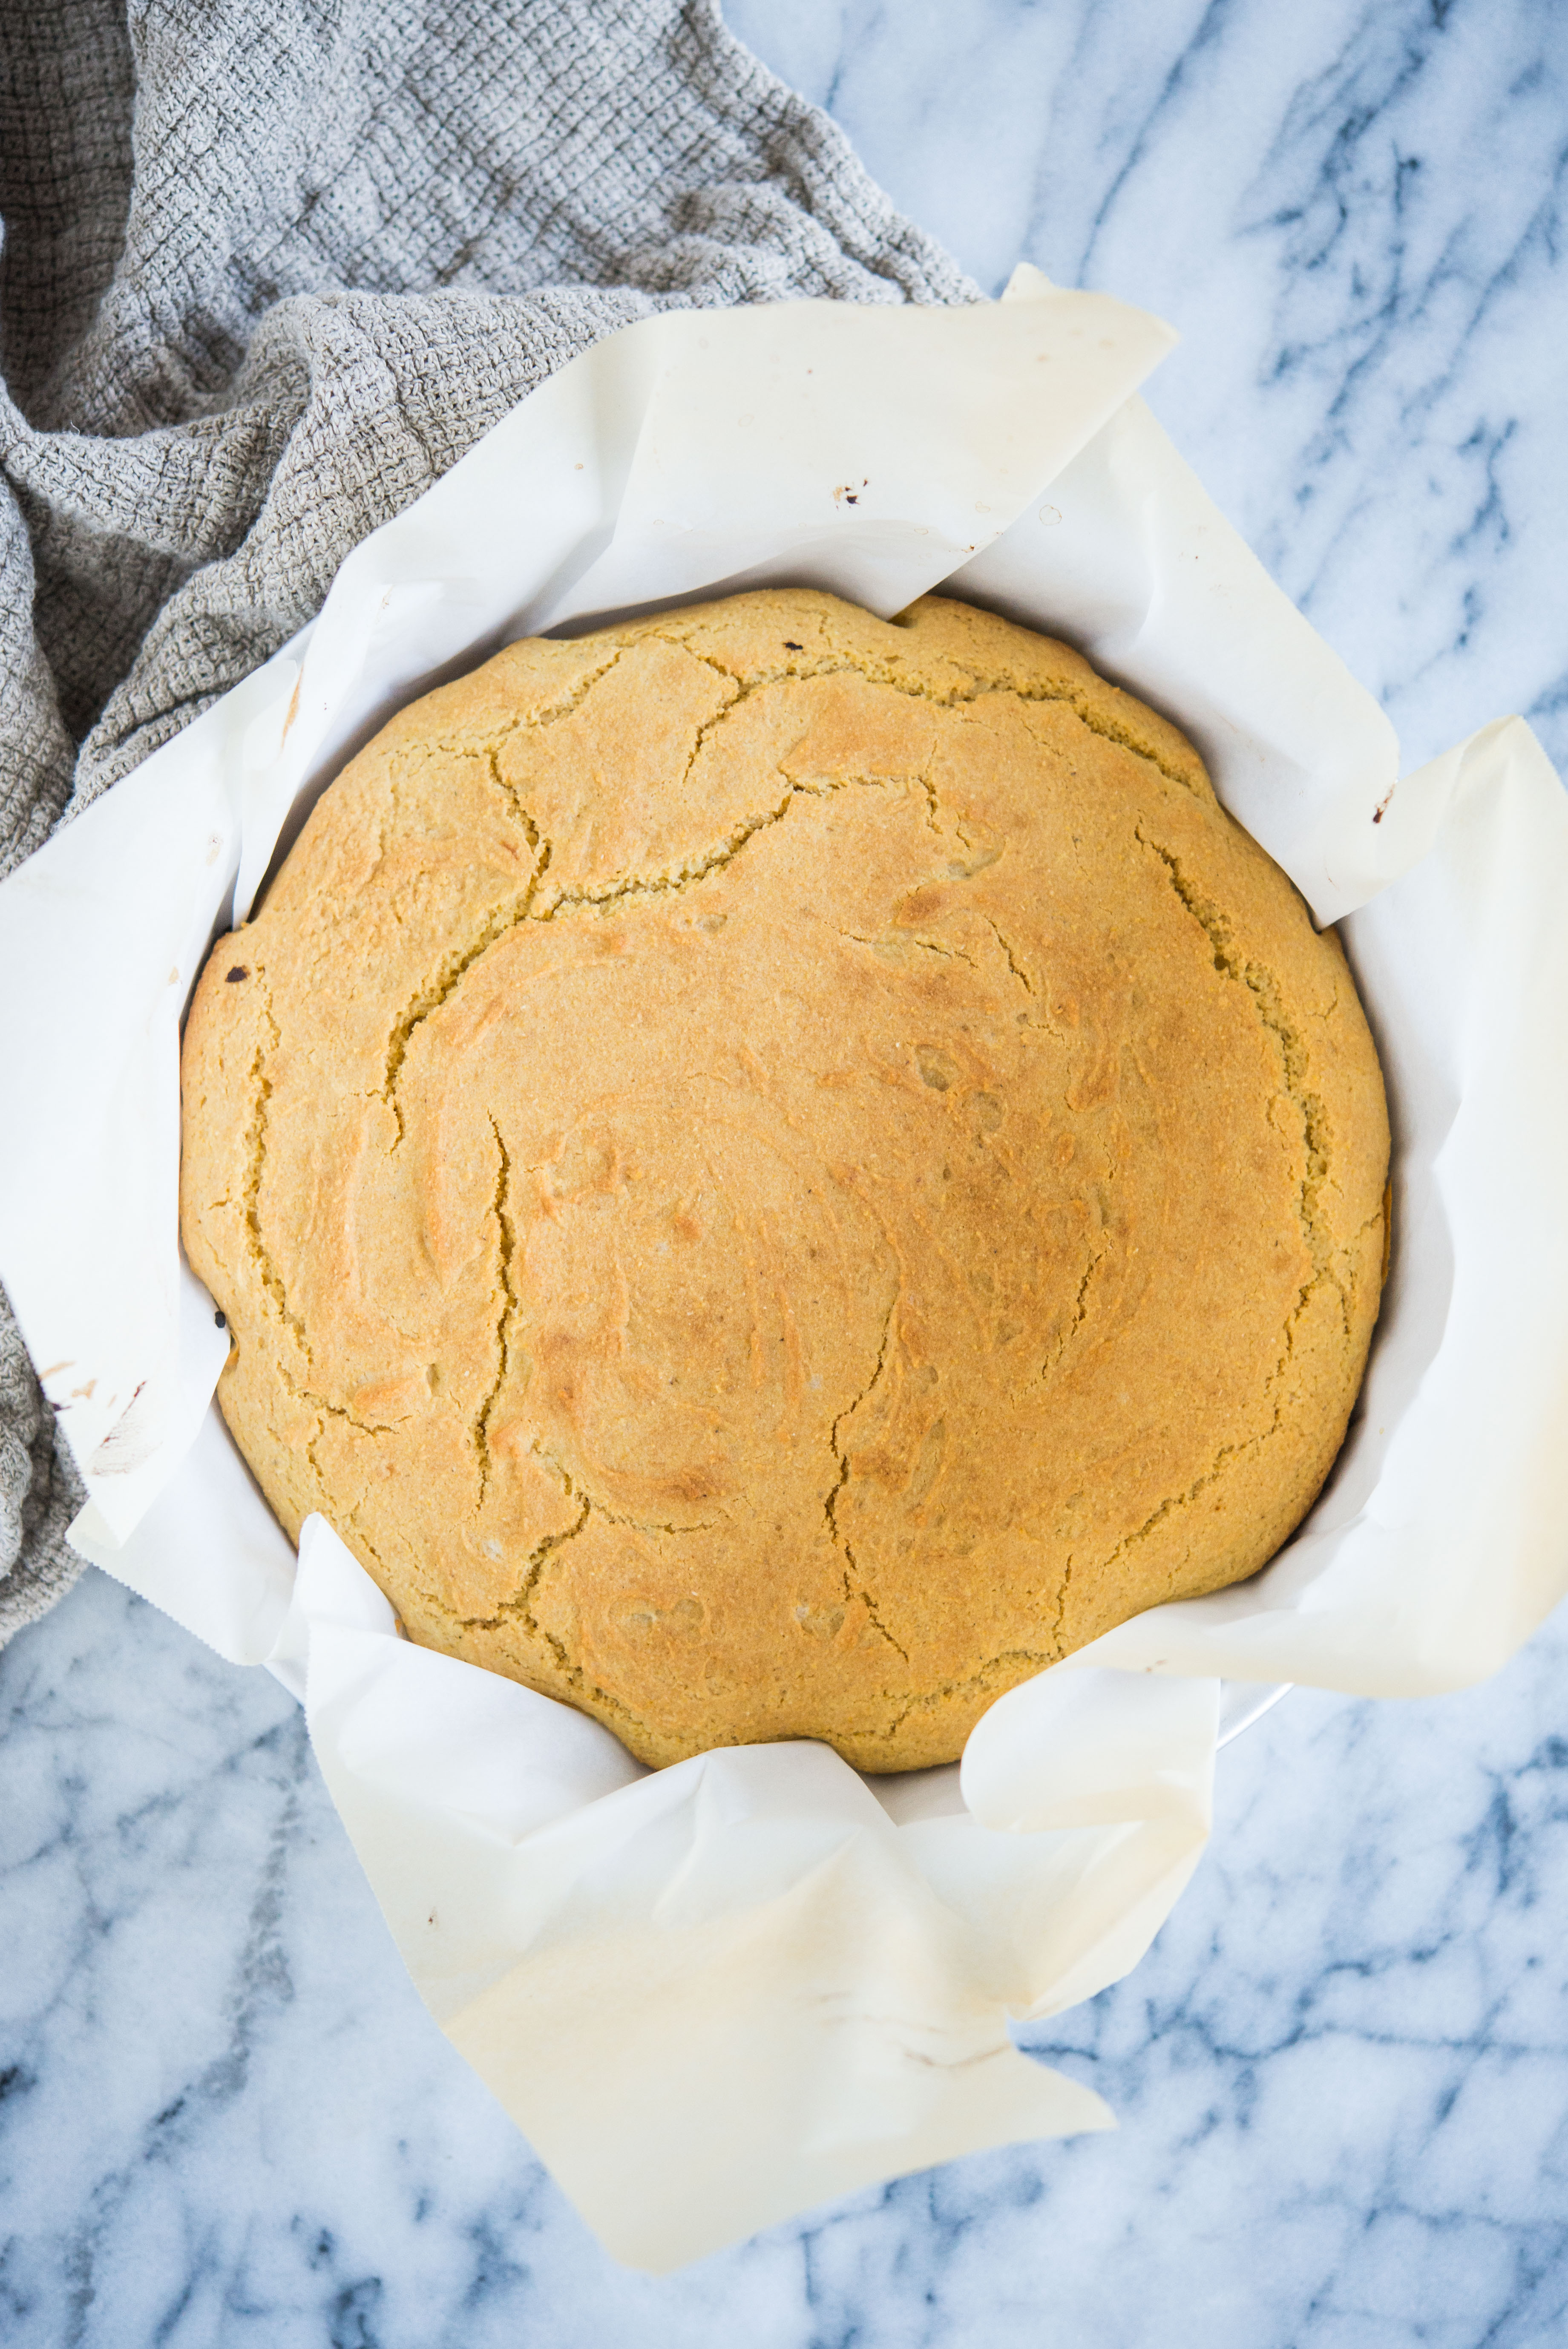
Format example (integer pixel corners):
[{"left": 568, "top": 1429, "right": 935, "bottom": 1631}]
[{"left": 0, "top": 0, "right": 975, "bottom": 1644}]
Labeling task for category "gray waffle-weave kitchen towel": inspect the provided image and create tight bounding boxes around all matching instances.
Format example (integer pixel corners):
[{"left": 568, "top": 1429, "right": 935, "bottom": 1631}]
[{"left": 0, "top": 0, "right": 975, "bottom": 1645}]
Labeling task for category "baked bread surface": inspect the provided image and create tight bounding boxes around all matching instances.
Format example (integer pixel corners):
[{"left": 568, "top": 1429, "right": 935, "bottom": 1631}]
[{"left": 181, "top": 590, "right": 1390, "bottom": 1770}]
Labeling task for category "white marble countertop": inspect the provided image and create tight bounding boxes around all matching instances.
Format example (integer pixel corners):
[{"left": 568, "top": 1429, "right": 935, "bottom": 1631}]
[{"left": 4, "top": 3, "right": 1566, "bottom": 2340}]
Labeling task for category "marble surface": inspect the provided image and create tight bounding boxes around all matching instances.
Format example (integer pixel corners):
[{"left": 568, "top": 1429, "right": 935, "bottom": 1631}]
[
  {"left": 4, "top": 0, "right": 1566, "bottom": 2340},
  {"left": 8, "top": 1575, "right": 1568, "bottom": 2345}
]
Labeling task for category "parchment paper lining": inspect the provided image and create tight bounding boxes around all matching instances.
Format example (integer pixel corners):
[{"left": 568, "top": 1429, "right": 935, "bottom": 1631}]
[{"left": 2, "top": 270, "right": 1563, "bottom": 2270}]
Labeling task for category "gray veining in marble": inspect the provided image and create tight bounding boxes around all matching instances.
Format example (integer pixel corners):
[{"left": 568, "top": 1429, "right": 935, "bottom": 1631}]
[
  {"left": 4, "top": 1, "right": 1566, "bottom": 2340},
  {"left": 7, "top": 1572, "right": 1568, "bottom": 2345},
  {"left": 739, "top": 0, "right": 1567, "bottom": 785}
]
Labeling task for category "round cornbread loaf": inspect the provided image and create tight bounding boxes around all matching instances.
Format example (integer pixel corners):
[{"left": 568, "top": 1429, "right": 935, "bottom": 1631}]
[{"left": 181, "top": 589, "right": 1390, "bottom": 1771}]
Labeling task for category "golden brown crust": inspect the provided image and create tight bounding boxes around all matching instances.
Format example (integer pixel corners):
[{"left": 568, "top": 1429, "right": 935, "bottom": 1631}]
[{"left": 181, "top": 589, "right": 1390, "bottom": 1770}]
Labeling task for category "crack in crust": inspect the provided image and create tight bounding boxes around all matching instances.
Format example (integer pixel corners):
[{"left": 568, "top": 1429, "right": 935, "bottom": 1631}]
[
  {"left": 1046, "top": 1235, "right": 1110, "bottom": 1376},
  {"left": 1135, "top": 825, "right": 1336, "bottom": 1296},
  {"left": 473, "top": 1116, "right": 517, "bottom": 1504},
  {"left": 823, "top": 1296, "right": 910, "bottom": 1665},
  {"left": 1073, "top": 822, "right": 1369, "bottom": 1592},
  {"left": 1097, "top": 1265, "right": 1335, "bottom": 1594},
  {"left": 437, "top": 1439, "right": 719, "bottom": 1745},
  {"left": 981, "top": 915, "right": 1035, "bottom": 996},
  {"left": 665, "top": 623, "right": 1205, "bottom": 800},
  {"left": 242, "top": 997, "right": 301, "bottom": 1350},
  {"left": 428, "top": 646, "right": 627, "bottom": 774},
  {"left": 376, "top": 763, "right": 903, "bottom": 1137},
  {"left": 241, "top": 997, "right": 383, "bottom": 1445},
  {"left": 455, "top": 1494, "right": 661, "bottom": 1746},
  {"left": 382, "top": 835, "right": 550, "bottom": 1146},
  {"left": 370, "top": 607, "right": 1201, "bottom": 1141},
  {"left": 869, "top": 1646, "right": 1059, "bottom": 1750}
]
